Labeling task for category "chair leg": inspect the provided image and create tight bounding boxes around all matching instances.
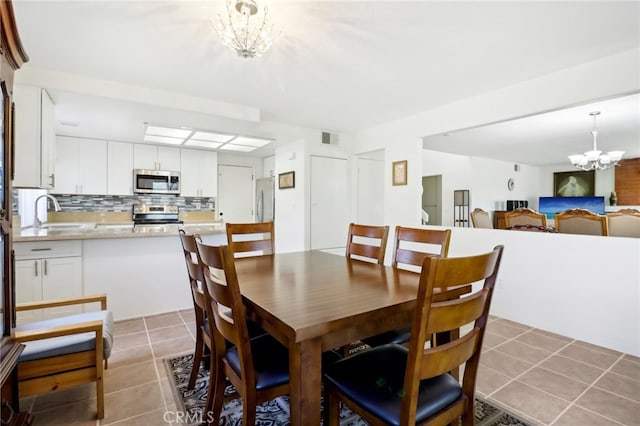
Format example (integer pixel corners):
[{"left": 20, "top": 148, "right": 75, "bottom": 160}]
[
  {"left": 208, "top": 359, "right": 226, "bottom": 425},
  {"left": 242, "top": 390, "right": 256, "bottom": 426},
  {"left": 189, "top": 330, "right": 204, "bottom": 389},
  {"left": 328, "top": 387, "right": 340, "bottom": 426},
  {"left": 96, "top": 359, "right": 105, "bottom": 419}
]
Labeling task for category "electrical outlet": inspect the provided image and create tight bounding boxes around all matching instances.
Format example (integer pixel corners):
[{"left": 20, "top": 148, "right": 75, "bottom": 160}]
[
  {"left": 208, "top": 203, "right": 214, "bottom": 210},
  {"left": 194, "top": 202, "right": 201, "bottom": 209}
]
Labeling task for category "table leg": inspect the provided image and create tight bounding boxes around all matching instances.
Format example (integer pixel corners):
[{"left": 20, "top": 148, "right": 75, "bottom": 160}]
[{"left": 289, "top": 337, "right": 322, "bottom": 425}]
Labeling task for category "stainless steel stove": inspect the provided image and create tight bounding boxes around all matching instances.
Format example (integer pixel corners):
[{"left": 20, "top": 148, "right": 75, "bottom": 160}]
[{"left": 132, "top": 205, "right": 183, "bottom": 226}]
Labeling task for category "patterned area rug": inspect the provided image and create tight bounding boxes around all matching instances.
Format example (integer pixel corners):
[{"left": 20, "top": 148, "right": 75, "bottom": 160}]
[{"left": 165, "top": 352, "right": 530, "bottom": 426}]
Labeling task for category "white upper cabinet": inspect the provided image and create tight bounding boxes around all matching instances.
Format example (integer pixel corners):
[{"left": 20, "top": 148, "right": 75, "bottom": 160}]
[
  {"left": 133, "top": 144, "right": 180, "bottom": 171},
  {"left": 54, "top": 136, "right": 107, "bottom": 194},
  {"left": 107, "top": 141, "right": 133, "bottom": 195},
  {"left": 13, "top": 85, "right": 56, "bottom": 188},
  {"left": 180, "top": 148, "right": 218, "bottom": 197}
]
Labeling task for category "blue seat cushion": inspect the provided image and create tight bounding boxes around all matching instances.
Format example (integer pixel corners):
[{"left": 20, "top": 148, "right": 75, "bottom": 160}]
[
  {"left": 362, "top": 326, "right": 412, "bottom": 347},
  {"left": 323, "top": 344, "right": 462, "bottom": 426},
  {"left": 225, "top": 334, "right": 289, "bottom": 391},
  {"left": 17, "top": 310, "right": 114, "bottom": 363}
]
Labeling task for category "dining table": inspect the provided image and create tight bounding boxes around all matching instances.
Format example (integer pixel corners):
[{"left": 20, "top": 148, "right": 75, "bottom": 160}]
[{"left": 233, "top": 250, "right": 468, "bottom": 425}]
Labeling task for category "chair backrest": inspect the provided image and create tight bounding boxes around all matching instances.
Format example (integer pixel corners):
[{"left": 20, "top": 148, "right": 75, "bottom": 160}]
[
  {"left": 178, "top": 230, "right": 207, "bottom": 313},
  {"left": 345, "top": 223, "right": 390, "bottom": 264},
  {"left": 391, "top": 226, "right": 451, "bottom": 272},
  {"left": 195, "top": 241, "right": 255, "bottom": 381},
  {"left": 470, "top": 208, "right": 492, "bottom": 229},
  {"left": 606, "top": 209, "right": 640, "bottom": 238},
  {"left": 555, "top": 208, "right": 608, "bottom": 236},
  {"left": 399, "top": 245, "right": 504, "bottom": 424},
  {"left": 225, "top": 221, "right": 275, "bottom": 257},
  {"left": 504, "top": 208, "right": 547, "bottom": 228}
]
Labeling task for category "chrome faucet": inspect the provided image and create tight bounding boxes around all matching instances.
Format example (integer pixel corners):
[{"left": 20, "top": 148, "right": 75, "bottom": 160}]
[{"left": 34, "top": 194, "right": 61, "bottom": 228}]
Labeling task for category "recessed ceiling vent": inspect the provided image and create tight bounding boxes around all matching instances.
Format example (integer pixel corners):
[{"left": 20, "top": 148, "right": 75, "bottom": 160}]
[{"left": 321, "top": 132, "right": 339, "bottom": 145}]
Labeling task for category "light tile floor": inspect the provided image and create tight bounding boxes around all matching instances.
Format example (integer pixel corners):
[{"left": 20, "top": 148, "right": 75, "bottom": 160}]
[{"left": 20, "top": 312, "right": 640, "bottom": 425}]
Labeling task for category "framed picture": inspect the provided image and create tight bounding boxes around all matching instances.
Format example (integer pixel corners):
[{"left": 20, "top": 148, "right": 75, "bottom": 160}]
[
  {"left": 392, "top": 160, "right": 408, "bottom": 186},
  {"left": 278, "top": 171, "right": 295, "bottom": 189},
  {"left": 554, "top": 170, "right": 595, "bottom": 197}
]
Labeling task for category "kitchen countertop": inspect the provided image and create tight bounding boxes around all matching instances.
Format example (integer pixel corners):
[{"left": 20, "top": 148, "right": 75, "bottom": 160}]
[{"left": 14, "top": 222, "right": 226, "bottom": 242}]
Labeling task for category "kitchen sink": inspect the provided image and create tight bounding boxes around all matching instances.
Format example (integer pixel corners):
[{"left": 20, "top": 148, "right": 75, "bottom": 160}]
[{"left": 39, "top": 222, "right": 96, "bottom": 230}]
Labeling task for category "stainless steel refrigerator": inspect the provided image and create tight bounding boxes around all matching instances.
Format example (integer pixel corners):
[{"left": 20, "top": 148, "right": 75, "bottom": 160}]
[{"left": 255, "top": 177, "right": 275, "bottom": 222}]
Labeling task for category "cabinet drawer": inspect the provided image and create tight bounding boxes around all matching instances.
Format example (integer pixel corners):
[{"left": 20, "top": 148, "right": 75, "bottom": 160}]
[{"left": 14, "top": 240, "right": 82, "bottom": 260}]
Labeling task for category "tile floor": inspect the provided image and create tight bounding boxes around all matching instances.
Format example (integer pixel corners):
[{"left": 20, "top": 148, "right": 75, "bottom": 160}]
[{"left": 20, "top": 312, "right": 640, "bottom": 425}]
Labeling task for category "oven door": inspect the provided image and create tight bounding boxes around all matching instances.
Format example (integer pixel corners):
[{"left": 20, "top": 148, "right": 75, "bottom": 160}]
[{"left": 133, "top": 170, "right": 180, "bottom": 194}]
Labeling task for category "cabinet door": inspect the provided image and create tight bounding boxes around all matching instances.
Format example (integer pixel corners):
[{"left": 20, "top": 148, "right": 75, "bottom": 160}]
[
  {"left": 13, "top": 85, "right": 42, "bottom": 188},
  {"left": 133, "top": 144, "right": 158, "bottom": 170},
  {"left": 41, "top": 257, "right": 82, "bottom": 319},
  {"left": 199, "top": 150, "right": 218, "bottom": 197},
  {"left": 53, "top": 136, "right": 79, "bottom": 194},
  {"left": 180, "top": 148, "right": 200, "bottom": 197},
  {"left": 78, "top": 139, "right": 107, "bottom": 194},
  {"left": 15, "top": 260, "right": 42, "bottom": 324},
  {"left": 108, "top": 141, "right": 134, "bottom": 195},
  {"left": 40, "top": 89, "right": 56, "bottom": 189},
  {"left": 157, "top": 146, "right": 180, "bottom": 171}
]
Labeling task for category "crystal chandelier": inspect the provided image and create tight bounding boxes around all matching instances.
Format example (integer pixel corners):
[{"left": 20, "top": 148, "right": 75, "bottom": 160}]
[
  {"left": 568, "top": 111, "right": 624, "bottom": 171},
  {"left": 214, "top": 0, "right": 279, "bottom": 59}
]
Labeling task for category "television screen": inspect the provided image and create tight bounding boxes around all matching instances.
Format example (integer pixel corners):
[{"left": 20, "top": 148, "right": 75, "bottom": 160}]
[{"left": 539, "top": 196, "right": 605, "bottom": 219}]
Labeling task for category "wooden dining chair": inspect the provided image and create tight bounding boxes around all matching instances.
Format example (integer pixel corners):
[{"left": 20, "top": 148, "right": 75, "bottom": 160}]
[
  {"left": 555, "top": 208, "right": 608, "bottom": 236},
  {"left": 606, "top": 209, "right": 640, "bottom": 238},
  {"left": 225, "top": 221, "right": 275, "bottom": 258},
  {"left": 362, "top": 226, "right": 453, "bottom": 348},
  {"left": 178, "top": 230, "right": 212, "bottom": 389},
  {"left": 470, "top": 208, "right": 493, "bottom": 229},
  {"left": 323, "top": 245, "right": 504, "bottom": 426},
  {"left": 195, "top": 241, "right": 290, "bottom": 425},
  {"left": 345, "top": 223, "right": 390, "bottom": 264},
  {"left": 504, "top": 207, "right": 547, "bottom": 228}
]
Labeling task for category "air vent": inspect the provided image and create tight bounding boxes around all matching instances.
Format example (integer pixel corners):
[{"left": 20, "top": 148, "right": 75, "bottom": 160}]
[{"left": 321, "top": 132, "right": 339, "bottom": 145}]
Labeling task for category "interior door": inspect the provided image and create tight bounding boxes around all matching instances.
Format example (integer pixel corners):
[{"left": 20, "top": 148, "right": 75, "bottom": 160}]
[
  {"left": 310, "top": 156, "right": 349, "bottom": 249},
  {"left": 422, "top": 175, "right": 442, "bottom": 225},
  {"left": 218, "top": 165, "right": 254, "bottom": 223}
]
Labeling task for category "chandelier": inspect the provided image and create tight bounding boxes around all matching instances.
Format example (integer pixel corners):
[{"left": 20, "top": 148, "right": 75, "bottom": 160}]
[
  {"left": 214, "top": 0, "right": 279, "bottom": 58},
  {"left": 568, "top": 111, "right": 624, "bottom": 171}
]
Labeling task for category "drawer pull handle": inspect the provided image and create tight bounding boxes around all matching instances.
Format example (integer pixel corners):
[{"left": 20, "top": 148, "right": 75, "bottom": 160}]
[{"left": 31, "top": 248, "right": 52, "bottom": 251}]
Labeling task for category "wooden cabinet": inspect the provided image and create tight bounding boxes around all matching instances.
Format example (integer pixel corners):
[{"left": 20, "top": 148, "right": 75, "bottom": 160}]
[
  {"left": 133, "top": 144, "right": 180, "bottom": 171},
  {"left": 493, "top": 211, "right": 508, "bottom": 229},
  {"left": 180, "top": 148, "right": 217, "bottom": 197},
  {"left": 107, "top": 141, "right": 134, "bottom": 195},
  {"left": 54, "top": 137, "right": 107, "bottom": 194},
  {"left": 13, "top": 85, "right": 56, "bottom": 189},
  {"left": 14, "top": 241, "right": 83, "bottom": 325}
]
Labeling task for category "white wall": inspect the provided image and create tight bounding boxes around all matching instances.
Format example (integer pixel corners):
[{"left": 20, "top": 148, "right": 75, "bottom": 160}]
[{"left": 273, "top": 141, "right": 307, "bottom": 252}]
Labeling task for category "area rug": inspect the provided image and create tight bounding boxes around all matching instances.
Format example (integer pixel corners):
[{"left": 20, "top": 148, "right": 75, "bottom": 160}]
[{"left": 165, "top": 352, "right": 530, "bottom": 426}]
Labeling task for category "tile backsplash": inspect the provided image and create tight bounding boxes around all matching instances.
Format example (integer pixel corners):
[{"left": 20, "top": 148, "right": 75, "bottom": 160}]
[{"left": 50, "top": 193, "right": 216, "bottom": 212}]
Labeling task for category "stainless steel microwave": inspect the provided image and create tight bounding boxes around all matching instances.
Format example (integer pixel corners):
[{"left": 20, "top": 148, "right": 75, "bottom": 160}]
[{"left": 133, "top": 169, "right": 180, "bottom": 195}]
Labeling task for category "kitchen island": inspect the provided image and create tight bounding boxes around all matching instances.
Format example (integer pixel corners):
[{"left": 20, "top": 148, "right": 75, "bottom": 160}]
[{"left": 14, "top": 223, "right": 227, "bottom": 320}]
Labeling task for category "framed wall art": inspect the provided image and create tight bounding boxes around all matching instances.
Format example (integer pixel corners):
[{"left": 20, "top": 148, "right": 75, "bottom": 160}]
[
  {"left": 392, "top": 160, "right": 408, "bottom": 186},
  {"left": 278, "top": 171, "right": 295, "bottom": 189},
  {"left": 554, "top": 170, "right": 595, "bottom": 197}
]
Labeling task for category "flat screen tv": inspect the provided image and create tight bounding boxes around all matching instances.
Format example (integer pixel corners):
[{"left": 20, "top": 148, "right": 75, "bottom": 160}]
[{"left": 539, "top": 196, "right": 605, "bottom": 220}]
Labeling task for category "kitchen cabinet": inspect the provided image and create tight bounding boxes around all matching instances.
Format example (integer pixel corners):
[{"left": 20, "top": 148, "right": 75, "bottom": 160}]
[
  {"left": 13, "top": 84, "right": 56, "bottom": 189},
  {"left": 14, "top": 241, "right": 83, "bottom": 324},
  {"left": 108, "top": 141, "right": 134, "bottom": 195},
  {"left": 180, "top": 148, "right": 218, "bottom": 197},
  {"left": 134, "top": 144, "right": 180, "bottom": 171},
  {"left": 54, "top": 136, "right": 107, "bottom": 194}
]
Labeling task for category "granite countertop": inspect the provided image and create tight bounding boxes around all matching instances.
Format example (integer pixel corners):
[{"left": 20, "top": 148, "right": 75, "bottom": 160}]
[{"left": 14, "top": 222, "right": 226, "bottom": 242}]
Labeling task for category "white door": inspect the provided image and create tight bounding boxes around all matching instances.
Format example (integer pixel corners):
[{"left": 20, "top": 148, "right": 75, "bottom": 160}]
[
  {"left": 310, "top": 156, "right": 349, "bottom": 249},
  {"left": 357, "top": 157, "right": 385, "bottom": 225},
  {"left": 218, "top": 165, "right": 254, "bottom": 223}
]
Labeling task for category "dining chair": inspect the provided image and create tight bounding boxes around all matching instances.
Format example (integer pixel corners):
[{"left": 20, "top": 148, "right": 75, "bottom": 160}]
[
  {"left": 362, "top": 226, "right": 453, "bottom": 348},
  {"left": 470, "top": 208, "right": 493, "bottom": 229},
  {"left": 195, "top": 241, "right": 290, "bottom": 425},
  {"left": 504, "top": 207, "right": 547, "bottom": 228},
  {"left": 178, "top": 230, "right": 212, "bottom": 389},
  {"left": 555, "top": 208, "right": 608, "bottom": 236},
  {"left": 345, "top": 223, "right": 390, "bottom": 264},
  {"left": 606, "top": 209, "right": 640, "bottom": 238},
  {"left": 323, "top": 245, "right": 504, "bottom": 426},
  {"left": 14, "top": 294, "right": 113, "bottom": 419},
  {"left": 225, "top": 221, "right": 275, "bottom": 258}
]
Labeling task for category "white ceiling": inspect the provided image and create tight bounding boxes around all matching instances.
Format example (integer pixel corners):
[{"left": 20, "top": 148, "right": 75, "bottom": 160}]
[{"left": 11, "top": 1, "right": 640, "bottom": 163}]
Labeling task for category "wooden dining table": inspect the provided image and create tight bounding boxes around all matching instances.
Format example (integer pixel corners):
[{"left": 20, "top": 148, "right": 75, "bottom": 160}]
[{"left": 234, "top": 250, "right": 465, "bottom": 425}]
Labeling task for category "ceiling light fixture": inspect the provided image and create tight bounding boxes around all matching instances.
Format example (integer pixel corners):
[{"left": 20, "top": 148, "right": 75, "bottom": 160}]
[
  {"left": 568, "top": 111, "right": 624, "bottom": 171},
  {"left": 143, "top": 124, "right": 273, "bottom": 152},
  {"left": 214, "top": 0, "right": 280, "bottom": 58}
]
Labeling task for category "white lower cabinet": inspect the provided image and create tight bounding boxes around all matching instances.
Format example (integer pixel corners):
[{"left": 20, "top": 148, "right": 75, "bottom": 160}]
[{"left": 14, "top": 241, "right": 83, "bottom": 324}]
